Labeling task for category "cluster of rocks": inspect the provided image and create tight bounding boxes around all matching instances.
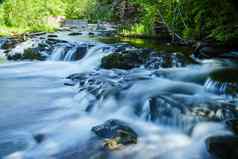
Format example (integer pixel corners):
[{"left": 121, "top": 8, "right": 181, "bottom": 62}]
[
  {"left": 66, "top": 67, "right": 238, "bottom": 132},
  {"left": 0, "top": 33, "right": 53, "bottom": 61},
  {"left": 101, "top": 48, "right": 191, "bottom": 70},
  {"left": 0, "top": 33, "right": 94, "bottom": 61},
  {"left": 138, "top": 95, "right": 238, "bottom": 133}
]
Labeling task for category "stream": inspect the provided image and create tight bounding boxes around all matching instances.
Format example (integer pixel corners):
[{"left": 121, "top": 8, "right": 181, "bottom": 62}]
[{"left": 0, "top": 25, "right": 238, "bottom": 159}]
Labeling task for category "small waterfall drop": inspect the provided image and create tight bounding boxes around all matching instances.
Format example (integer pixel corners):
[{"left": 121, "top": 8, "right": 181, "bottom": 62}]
[
  {"left": 204, "top": 78, "right": 238, "bottom": 96},
  {"left": 49, "top": 45, "right": 69, "bottom": 61},
  {"left": 63, "top": 46, "right": 78, "bottom": 61}
]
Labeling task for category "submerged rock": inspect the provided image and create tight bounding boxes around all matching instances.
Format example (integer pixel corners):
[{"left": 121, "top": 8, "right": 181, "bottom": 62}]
[
  {"left": 88, "top": 32, "right": 95, "bottom": 36},
  {"left": 91, "top": 119, "right": 138, "bottom": 150},
  {"left": 33, "top": 134, "right": 46, "bottom": 144},
  {"left": 68, "top": 32, "right": 82, "bottom": 36},
  {"left": 206, "top": 135, "right": 238, "bottom": 159},
  {"left": 47, "top": 34, "right": 58, "bottom": 38}
]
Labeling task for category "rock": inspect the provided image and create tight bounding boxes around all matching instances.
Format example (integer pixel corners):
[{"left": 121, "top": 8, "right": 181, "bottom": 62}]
[
  {"left": 46, "top": 38, "right": 68, "bottom": 45},
  {"left": 206, "top": 135, "right": 238, "bottom": 159},
  {"left": 27, "top": 32, "right": 46, "bottom": 37},
  {"left": 142, "top": 95, "right": 238, "bottom": 130},
  {"left": 22, "top": 48, "right": 45, "bottom": 60},
  {"left": 68, "top": 32, "right": 82, "bottom": 36},
  {"left": 101, "top": 48, "right": 189, "bottom": 70},
  {"left": 193, "top": 42, "right": 228, "bottom": 59},
  {"left": 7, "top": 45, "right": 47, "bottom": 61},
  {"left": 7, "top": 53, "right": 22, "bottom": 60},
  {"left": 225, "top": 119, "right": 238, "bottom": 135},
  {"left": 101, "top": 49, "right": 152, "bottom": 70},
  {"left": 47, "top": 34, "right": 58, "bottom": 38},
  {"left": 91, "top": 119, "right": 138, "bottom": 150},
  {"left": 33, "top": 134, "right": 46, "bottom": 144},
  {"left": 144, "top": 52, "right": 188, "bottom": 69},
  {"left": 74, "top": 45, "right": 88, "bottom": 60},
  {"left": 112, "top": 43, "right": 135, "bottom": 53},
  {"left": 1, "top": 39, "right": 18, "bottom": 50},
  {"left": 88, "top": 32, "right": 95, "bottom": 36}
]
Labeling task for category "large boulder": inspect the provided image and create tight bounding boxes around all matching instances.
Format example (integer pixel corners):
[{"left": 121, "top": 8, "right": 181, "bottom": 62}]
[
  {"left": 206, "top": 135, "right": 238, "bottom": 159},
  {"left": 225, "top": 119, "right": 238, "bottom": 135},
  {"left": 101, "top": 49, "right": 152, "bottom": 70},
  {"left": 91, "top": 119, "right": 138, "bottom": 150}
]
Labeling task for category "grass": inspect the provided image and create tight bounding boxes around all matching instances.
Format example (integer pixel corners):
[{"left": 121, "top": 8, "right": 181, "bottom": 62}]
[{"left": 0, "top": 25, "right": 56, "bottom": 37}]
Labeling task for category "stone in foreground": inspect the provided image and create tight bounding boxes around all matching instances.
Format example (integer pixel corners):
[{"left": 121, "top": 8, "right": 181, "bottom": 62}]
[
  {"left": 91, "top": 119, "right": 138, "bottom": 150},
  {"left": 206, "top": 135, "right": 238, "bottom": 159}
]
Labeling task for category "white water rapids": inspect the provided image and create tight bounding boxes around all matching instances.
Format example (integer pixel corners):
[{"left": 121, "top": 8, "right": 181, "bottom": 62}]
[{"left": 0, "top": 33, "right": 236, "bottom": 159}]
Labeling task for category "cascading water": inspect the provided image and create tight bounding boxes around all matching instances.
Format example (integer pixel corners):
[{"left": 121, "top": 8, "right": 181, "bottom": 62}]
[
  {"left": 49, "top": 45, "right": 69, "bottom": 61},
  {"left": 0, "top": 28, "right": 238, "bottom": 159}
]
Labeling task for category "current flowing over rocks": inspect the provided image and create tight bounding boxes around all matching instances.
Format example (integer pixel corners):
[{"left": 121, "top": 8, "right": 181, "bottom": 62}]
[{"left": 0, "top": 25, "right": 238, "bottom": 159}]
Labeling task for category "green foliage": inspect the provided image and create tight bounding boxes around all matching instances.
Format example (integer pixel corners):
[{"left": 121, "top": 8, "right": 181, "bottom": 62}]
[
  {"left": 123, "top": 0, "right": 238, "bottom": 43},
  {"left": 0, "top": 0, "right": 237, "bottom": 43},
  {"left": 0, "top": 0, "right": 65, "bottom": 33}
]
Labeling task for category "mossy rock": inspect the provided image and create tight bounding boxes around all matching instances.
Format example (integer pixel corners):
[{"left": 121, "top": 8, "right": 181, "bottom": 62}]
[
  {"left": 22, "top": 48, "right": 45, "bottom": 60},
  {"left": 92, "top": 119, "right": 138, "bottom": 150},
  {"left": 101, "top": 49, "right": 151, "bottom": 70}
]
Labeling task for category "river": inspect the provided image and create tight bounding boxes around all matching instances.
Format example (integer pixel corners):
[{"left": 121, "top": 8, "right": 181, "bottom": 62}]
[{"left": 0, "top": 25, "right": 237, "bottom": 159}]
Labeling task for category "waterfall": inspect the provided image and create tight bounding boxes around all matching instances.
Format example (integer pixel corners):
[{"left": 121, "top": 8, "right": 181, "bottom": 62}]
[
  {"left": 48, "top": 45, "right": 69, "bottom": 61},
  {"left": 204, "top": 78, "right": 238, "bottom": 95},
  {"left": 63, "top": 46, "right": 78, "bottom": 61},
  {"left": 48, "top": 42, "right": 112, "bottom": 62}
]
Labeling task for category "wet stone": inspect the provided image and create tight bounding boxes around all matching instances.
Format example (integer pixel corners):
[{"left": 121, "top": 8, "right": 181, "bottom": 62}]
[
  {"left": 101, "top": 48, "right": 189, "bottom": 70},
  {"left": 225, "top": 119, "right": 238, "bottom": 135},
  {"left": 68, "top": 32, "right": 83, "bottom": 36},
  {"left": 47, "top": 34, "right": 58, "bottom": 38},
  {"left": 142, "top": 96, "right": 238, "bottom": 130},
  {"left": 33, "top": 134, "right": 46, "bottom": 144},
  {"left": 91, "top": 119, "right": 138, "bottom": 150},
  {"left": 206, "top": 135, "right": 238, "bottom": 159}
]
